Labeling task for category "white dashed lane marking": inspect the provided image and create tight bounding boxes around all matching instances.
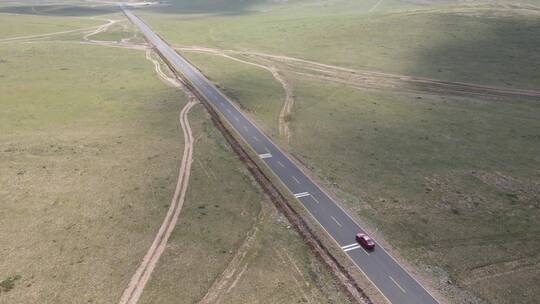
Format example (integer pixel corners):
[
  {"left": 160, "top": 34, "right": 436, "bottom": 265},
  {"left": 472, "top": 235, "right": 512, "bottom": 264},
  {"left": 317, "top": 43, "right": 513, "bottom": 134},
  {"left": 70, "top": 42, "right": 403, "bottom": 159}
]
[
  {"left": 341, "top": 243, "right": 358, "bottom": 249},
  {"left": 259, "top": 153, "right": 272, "bottom": 159},
  {"left": 390, "top": 276, "right": 407, "bottom": 293},
  {"left": 331, "top": 216, "right": 342, "bottom": 227},
  {"left": 294, "top": 192, "right": 310, "bottom": 198},
  {"left": 344, "top": 245, "right": 362, "bottom": 252}
]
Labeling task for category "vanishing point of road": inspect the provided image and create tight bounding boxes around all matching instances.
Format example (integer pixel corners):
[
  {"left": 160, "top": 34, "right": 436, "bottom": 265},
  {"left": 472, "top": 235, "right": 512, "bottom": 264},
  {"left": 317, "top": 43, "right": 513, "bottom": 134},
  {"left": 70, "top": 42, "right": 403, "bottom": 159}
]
[{"left": 123, "top": 7, "right": 439, "bottom": 304}]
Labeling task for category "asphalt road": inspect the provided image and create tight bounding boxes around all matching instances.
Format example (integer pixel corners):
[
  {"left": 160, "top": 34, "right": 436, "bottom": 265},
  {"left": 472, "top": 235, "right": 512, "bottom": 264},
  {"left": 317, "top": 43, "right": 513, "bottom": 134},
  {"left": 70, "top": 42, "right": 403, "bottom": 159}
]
[{"left": 123, "top": 7, "right": 439, "bottom": 304}]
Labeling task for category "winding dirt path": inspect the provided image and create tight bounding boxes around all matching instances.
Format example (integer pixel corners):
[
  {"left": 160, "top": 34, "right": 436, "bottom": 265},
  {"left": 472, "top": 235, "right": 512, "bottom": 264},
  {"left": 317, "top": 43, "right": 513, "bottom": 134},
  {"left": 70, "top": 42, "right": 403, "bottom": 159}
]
[
  {"left": 83, "top": 18, "right": 118, "bottom": 42},
  {"left": 176, "top": 47, "right": 295, "bottom": 142},
  {"left": 273, "top": 70, "right": 294, "bottom": 142},
  {"left": 81, "top": 18, "right": 148, "bottom": 50},
  {"left": 0, "top": 24, "right": 105, "bottom": 43},
  {"left": 119, "top": 99, "right": 197, "bottom": 304},
  {"left": 118, "top": 50, "right": 199, "bottom": 304},
  {"left": 145, "top": 48, "right": 182, "bottom": 87},
  {"left": 177, "top": 45, "right": 540, "bottom": 99}
]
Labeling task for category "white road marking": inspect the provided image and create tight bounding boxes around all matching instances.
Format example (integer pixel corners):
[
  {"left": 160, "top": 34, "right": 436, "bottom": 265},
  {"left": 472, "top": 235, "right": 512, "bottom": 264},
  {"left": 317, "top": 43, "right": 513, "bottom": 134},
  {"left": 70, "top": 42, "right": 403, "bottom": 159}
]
[
  {"left": 292, "top": 175, "right": 301, "bottom": 184},
  {"left": 331, "top": 216, "right": 342, "bottom": 227},
  {"left": 389, "top": 276, "right": 407, "bottom": 293},
  {"left": 253, "top": 135, "right": 259, "bottom": 142},
  {"left": 234, "top": 116, "right": 239, "bottom": 122},
  {"left": 294, "top": 192, "right": 310, "bottom": 198},
  {"left": 277, "top": 160, "right": 285, "bottom": 167},
  {"left": 341, "top": 243, "right": 359, "bottom": 250},
  {"left": 369, "top": 0, "right": 384, "bottom": 12},
  {"left": 311, "top": 196, "right": 321, "bottom": 204},
  {"left": 344, "top": 245, "right": 362, "bottom": 252},
  {"left": 259, "top": 153, "right": 272, "bottom": 159},
  {"left": 243, "top": 125, "right": 249, "bottom": 131}
]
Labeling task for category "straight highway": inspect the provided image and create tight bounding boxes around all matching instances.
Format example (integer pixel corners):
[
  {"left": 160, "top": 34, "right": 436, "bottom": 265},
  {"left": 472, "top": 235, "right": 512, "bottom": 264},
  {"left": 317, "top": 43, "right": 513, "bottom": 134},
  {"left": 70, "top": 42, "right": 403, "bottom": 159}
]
[{"left": 123, "top": 7, "right": 439, "bottom": 304}]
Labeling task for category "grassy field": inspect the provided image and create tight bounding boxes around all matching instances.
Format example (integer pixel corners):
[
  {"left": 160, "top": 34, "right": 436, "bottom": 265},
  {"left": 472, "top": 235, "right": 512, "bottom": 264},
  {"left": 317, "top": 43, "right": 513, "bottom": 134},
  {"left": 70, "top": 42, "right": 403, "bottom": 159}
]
[
  {"left": 0, "top": 6, "right": 350, "bottom": 303},
  {"left": 0, "top": 41, "right": 185, "bottom": 303},
  {"left": 133, "top": 1, "right": 540, "bottom": 303}
]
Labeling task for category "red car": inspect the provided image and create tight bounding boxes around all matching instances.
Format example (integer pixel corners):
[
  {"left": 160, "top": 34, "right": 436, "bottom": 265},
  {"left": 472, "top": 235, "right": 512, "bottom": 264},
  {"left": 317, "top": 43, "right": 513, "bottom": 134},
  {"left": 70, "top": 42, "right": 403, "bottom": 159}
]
[{"left": 356, "top": 233, "right": 375, "bottom": 250}]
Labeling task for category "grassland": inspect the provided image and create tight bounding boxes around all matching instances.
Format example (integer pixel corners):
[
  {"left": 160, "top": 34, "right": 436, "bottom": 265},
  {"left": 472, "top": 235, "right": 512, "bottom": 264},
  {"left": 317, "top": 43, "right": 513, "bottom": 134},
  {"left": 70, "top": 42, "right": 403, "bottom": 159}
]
[
  {"left": 135, "top": 1, "right": 540, "bottom": 303},
  {"left": 0, "top": 40, "right": 185, "bottom": 303},
  {"left": 0, "top": 6, "right": 350, "bottom": 303}
]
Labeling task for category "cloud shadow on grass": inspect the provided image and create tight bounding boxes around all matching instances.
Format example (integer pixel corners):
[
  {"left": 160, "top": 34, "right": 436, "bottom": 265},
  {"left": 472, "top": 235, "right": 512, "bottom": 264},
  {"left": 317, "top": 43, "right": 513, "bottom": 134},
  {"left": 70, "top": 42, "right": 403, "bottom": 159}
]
[
  {"left": 0, "top": 4, "right": 120, "bottom": 16},
  {"left": 402, "top": 10, "right": 540, "bottom": 90}
]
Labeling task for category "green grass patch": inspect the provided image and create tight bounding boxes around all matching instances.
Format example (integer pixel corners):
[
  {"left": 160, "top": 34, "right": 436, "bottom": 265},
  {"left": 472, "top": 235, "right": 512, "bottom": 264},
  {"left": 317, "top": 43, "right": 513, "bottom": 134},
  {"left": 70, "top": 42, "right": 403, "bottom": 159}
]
[{"left": 0, "top": 275, "right": 21, "bottom": 293}]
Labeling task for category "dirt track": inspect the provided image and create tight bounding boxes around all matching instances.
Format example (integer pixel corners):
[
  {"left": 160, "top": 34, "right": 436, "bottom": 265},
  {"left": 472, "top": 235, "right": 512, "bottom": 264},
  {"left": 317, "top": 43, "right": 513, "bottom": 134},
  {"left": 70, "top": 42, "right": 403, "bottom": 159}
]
[
  {"left": 119, "top": 97, "right": 197, "bottom": 304},
  {"left": 116, "top": 46, "right": 199, "bottom": 304},
  {"left": 177, "top": 46, "right": 540, "bottom": 100},
  {"left": 181, "top": 48, "right": 296, "bottom": 142}
]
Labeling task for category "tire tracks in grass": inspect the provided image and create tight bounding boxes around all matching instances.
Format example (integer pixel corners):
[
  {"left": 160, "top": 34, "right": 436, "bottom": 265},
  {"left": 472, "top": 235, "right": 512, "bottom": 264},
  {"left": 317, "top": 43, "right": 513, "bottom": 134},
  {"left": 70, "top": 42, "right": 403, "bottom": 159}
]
[
  {"left": 177, "top": 45, "right": 540, "bottom": 99},
  {"left": 175, "top": 47, "right": 295, "bottom": 143},
  {"left": 119, "top": 99, "right": 197, "bottom": 304},
  {"left": 0, "top": 23, "right": 106, "bottom": 43},
  {"left": 118, "top": 50, "right": 199, "bottom": 304}
]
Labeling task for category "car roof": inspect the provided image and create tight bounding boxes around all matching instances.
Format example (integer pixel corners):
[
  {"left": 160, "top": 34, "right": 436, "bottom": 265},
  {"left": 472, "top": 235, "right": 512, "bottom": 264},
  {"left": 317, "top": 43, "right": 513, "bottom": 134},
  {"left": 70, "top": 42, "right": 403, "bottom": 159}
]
[{"left": 357, "top": 233, "right": 371, "bottom": 240}]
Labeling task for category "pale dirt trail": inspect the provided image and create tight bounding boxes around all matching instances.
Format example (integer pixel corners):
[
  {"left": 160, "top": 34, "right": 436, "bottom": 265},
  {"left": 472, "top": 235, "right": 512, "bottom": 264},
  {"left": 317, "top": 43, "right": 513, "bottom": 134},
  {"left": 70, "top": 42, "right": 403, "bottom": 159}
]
[
  {"left": 0, "top": 24, "right": 105, "bottom": 43},
  {"left": 119, "top": 99, "right": 197, "bottom": 304},
  {"left": 81, "top": 18, "right": 148, "bottom": 50},
  {"left": 176, "top": 47, "right": 295, "bottom": 142},
  {"left": 177, "top": 46, "right": 540, "bottom": 99},
  {"left": 273, "top": 70, "right": 294, "bottom": 142},
  {"left": 0, "top": 14, "right": 122, "bottom": 43},
  {"left": 145, "top": 49, "right": 183, "bottom": 87},
  {"left": 83, "top": 18, "right": 118, "bottom": 42},
  {"left": 118, "top": 50, "right": 199, "bottom": 304}
]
